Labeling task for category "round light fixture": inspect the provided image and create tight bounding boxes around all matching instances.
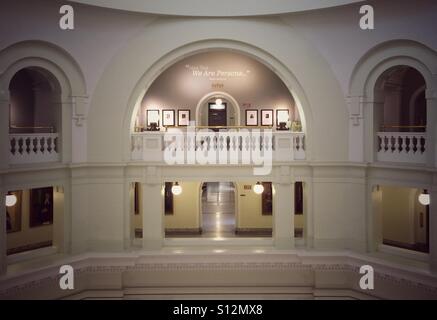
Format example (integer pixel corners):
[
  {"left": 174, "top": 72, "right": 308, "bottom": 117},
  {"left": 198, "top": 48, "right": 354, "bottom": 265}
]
[
  {"left": 171, "top": 182, "right": 182, "bottom": 195},
  {"left": 253, "top": 182, "right": 264, "bottom": 195},
  {"left": 6, "top": 193, "right": 17, "bottom": 207},
  {"left": 418, "top": 192, "right": 430, "bottom": 206},
  {"left": 215, "top": 98, "right": 223, "bottom": 106}
]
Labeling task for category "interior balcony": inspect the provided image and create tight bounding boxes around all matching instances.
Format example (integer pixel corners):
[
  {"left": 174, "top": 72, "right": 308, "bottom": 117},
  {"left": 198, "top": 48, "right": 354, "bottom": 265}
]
[
  {"left": 7, "top": 67, "right": 62, "bottom": 166},
  {"left": 373, "top": 65, "right": 429, "bottom": 166},
  {"left": 9, "top": 128, "right": 60, "bottom": 165},
  {"left": 131, "top": 127, "right": 305, "bottom": 163},
  {"left": 376, "top": 125, "right": 426, "bottom": 165}
]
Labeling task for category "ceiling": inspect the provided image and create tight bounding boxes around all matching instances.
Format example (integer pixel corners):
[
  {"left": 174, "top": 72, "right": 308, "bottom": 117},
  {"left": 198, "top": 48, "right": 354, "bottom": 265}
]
[{"left": 68, "top": 0, "right": 365, "bottom": 17}]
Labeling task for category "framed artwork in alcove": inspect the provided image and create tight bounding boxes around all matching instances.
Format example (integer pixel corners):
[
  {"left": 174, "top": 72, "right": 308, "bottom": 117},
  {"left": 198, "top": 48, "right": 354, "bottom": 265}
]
[
  {"left": 245, "top": 109, "right": 258, "bottom": 126},
  {"left": 29, "top": 187, "right": 53, "bottom": 227},
  {"left": 146, "top": 109, "right": 160, "bottom": 127},
  {"left": 276, "top": 109, "right": 289, "bottom": 128},
  {"left": 162, "top": 109, "right": 175, "bottom": 127},
  {"left": 261, "top": 109, "right": 274, "bottom": 126},
  {"left": 177, "top": 109, "right": 190, "bottom": 126}
]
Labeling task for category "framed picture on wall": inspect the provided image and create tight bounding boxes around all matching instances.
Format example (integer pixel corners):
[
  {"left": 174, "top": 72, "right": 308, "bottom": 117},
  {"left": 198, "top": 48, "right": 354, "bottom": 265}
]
[
  {"left": 146, "top": 109, "right": 160, "bottom": 128},
  {"left": 276, "top": 109, "right": 290, "bottom": 129},
  {"left": 162, "top": 109, "right": 175, "bottom": 127},
  {"left": 261, "top": 109, "right": 274, "bottom": 126},
  {"left": 6, "top": 190, "right": 22, "bottom": 233},
  {"left": 245, "top": 109, "right": 258, "bottom": 126},
  {"left": 177, "top": 109, "right": 191, "bottom": 126},
  {"left": 29, "top": 187, "right": 53, "bottom": 227}
]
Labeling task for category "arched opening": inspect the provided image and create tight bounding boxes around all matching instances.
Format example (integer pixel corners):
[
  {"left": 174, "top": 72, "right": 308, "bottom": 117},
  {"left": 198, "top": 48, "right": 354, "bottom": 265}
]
[
  {"left": 9, "top": 67, "right": 62, "bottom": 134},
  {"left": 374, "top": 66, "right": 427, "bottom": 164},
  {"left": 8, "top": 67, "right": 62, "bottom": 163},
  {"left": 374, "top": 66, "right": 426, "bottom": 133},
  {"left": 132, "top": 50, "right": 302, "bottom": 131}
]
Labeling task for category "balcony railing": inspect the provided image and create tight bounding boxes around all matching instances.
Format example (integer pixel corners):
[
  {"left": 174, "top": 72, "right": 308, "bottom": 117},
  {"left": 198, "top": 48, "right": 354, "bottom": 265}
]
[
  {"left": 376, "top": 132, "right": 426, "bottom": 164},
  {"left": 9, "top": 133, "right": 60, "bottom": 164},
  {"left": 131, "top": 130, "right": 305, "bottom": 163}
]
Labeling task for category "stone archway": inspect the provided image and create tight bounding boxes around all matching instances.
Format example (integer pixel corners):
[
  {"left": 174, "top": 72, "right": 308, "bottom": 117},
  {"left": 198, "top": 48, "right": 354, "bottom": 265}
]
[{"left": 195, "top": 91, "right": 241, "bottom": 127}]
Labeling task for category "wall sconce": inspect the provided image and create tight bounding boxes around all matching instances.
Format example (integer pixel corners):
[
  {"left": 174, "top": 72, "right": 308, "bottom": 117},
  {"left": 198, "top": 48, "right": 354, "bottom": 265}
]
[
  {"left": 253, "top": 182, "right": 264, "bottom": 194},
  {"left": 418, "top": 189, "right": 430, "bottom": 206},
  {"left": 171, "top": 182, "right": 182, "bottom": 195},
  {"left": 5, "top": 192, "right": 17, "bottom": 207}
]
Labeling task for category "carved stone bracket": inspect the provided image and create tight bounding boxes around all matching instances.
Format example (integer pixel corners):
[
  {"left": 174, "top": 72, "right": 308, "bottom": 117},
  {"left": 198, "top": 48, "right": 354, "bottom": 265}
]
[
  {"left": 347, "top": 96, "right": 364, "bottom": 127},
  {"left": 71, "top": 95, "right": 88, "bottom": 127}
]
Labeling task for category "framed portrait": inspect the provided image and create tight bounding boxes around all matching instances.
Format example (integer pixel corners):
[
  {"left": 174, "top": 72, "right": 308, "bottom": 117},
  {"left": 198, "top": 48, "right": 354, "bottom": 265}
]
[
  {"left": 162, "top": 109, "right": 175, "bottom": 127},
  {"left": 276, "top": 109, "right": 290, "bottom": 128},
  {"left": 30, "top": 187, "right": 53, "bottom": 227},
  {"left": 6, "top": 190, "right": 22, "bottom": 233},
  {"left": 146, "top": 109, "right": 160, "bottom": 127},
  {"left": 177, "top": 109, "right": 191, "bottom": 126},
  {"left": 261, "top": 109, "right": 274, "bottom": 126},
  {"left": 245, "top": 109, "right": 258, "bottom": 126}
]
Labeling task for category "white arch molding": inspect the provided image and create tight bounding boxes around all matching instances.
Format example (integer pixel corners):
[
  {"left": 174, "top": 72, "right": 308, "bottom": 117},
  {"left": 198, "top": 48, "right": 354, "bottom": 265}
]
[
  {"left": 123, "top": 40, "right": 313, "bottom": 162},
  {"left": 348, "top": 40, "right": 437, "bottom": 255},
  {"left": 195, "top": 91, "right": 241, "bottom": 126},
  {"left": 348, "top": 40, "right": 437, "bottom": 164},
  {"left": 0, "top": 40, "right": 88, "bottom": 166}
]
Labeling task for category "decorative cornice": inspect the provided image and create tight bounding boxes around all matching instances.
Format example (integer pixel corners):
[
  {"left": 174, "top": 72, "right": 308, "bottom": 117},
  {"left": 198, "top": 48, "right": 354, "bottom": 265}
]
[{"left": 1, "top": 254, "right": 437, "bottom": 298}]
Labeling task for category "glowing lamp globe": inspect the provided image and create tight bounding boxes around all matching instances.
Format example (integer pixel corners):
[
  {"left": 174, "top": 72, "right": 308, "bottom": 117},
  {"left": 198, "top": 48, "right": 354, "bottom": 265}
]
[
  {"left": 171, "top": 182, "right": 182, "bottom": 195},
  {"left": 6, "top": 194, "right": 17, "bottom": 207},
  {"left": 253, "top": 182, "right": 264, "bottom": 195},
  {"left": 418, "top": 193, "right": 430, "bottom": 206}
]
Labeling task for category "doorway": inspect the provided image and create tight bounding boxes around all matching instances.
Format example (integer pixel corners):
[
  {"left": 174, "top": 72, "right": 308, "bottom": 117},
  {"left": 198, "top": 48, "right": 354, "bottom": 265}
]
[
  {"left": 208, "top": 102, "right": 227, "bottom": 129},
  {"left": 201, "top": 182, "right": 236, "bottom": 237}
]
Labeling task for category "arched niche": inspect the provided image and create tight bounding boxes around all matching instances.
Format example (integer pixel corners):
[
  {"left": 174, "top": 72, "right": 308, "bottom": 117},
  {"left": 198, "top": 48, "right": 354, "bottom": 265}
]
[
  {"left": 134, "top": 49, "right": 300, "bottom": 130},
  {"left": 0, "top": 40, "right": 87, "bottom": 165},
  {"left": 348, "top": 40, "right": 437, "bottom": 163},
  {"left": 9, "top": 67, "right": 62, "bottom": 134}
]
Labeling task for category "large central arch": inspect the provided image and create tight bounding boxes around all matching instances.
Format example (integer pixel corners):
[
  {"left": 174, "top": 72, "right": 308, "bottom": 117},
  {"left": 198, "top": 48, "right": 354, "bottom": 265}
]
[{"left": 122, "top": 39, "right": 314, "bottom": 161}]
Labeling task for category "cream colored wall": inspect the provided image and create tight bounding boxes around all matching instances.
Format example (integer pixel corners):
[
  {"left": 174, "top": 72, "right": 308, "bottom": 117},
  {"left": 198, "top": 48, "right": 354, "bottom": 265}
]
[
  {"left": 312, "top": 167, "right": 366, "bottom": 251},
  {"left": 294, "top": 215, "right": 304, "bottom": 230},
  {"left": 381, "top": 186, "right": 415, "bottom": 244},
  {"left": 236, "top": 182, "right": 272, "bottom": 229},
  {"left": 6, "top": 190, "right": 53, "bottom": 251},
  {"left": 164, "top": 182, "right": 200, "bottom": 229}
]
